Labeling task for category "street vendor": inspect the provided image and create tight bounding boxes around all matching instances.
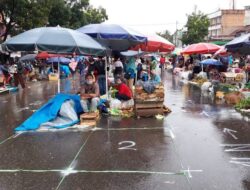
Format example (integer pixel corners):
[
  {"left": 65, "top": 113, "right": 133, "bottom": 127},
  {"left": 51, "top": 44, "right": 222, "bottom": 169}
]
[
  {"left": 80, "top": 73, "right": 100, "bottom": 112},
  {"left": 150, "top": 70, "right": 161, "bottom": 84},
  {"left": 113, "top": 77, "right": 132, "bottom": 101}
]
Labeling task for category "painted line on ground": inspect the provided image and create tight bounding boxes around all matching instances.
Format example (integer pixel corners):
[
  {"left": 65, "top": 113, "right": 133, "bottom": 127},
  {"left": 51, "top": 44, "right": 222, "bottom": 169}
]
[
  {"left": 0, "top": 133, "right": 21, "bottom": 146},
  {"left": 55, "top": 131, "right": 93, "bottom": 190},
  {"left": 0, "top": 169, "right": 184, "bottom": 176}
]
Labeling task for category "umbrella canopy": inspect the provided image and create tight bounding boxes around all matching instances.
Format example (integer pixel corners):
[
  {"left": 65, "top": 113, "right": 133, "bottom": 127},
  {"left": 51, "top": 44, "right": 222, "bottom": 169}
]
[
  {"left": 181, "top": 43, "right": 221, "bottom": 55},
  {"left": 3, "top": 26, "right": 106, "bottom": 55},
  {"left": 120, "top": 50, "right": 144, "bottom": 57},
  {"left": 201, "top": 58, "right": 223, "bottom": 66},
  {"left": 19, "top": 54, "right": 37, "bottom": 62},
  {"left": 131, "top": 34, "right": 175, "bottom": 52},
  {"left": 225, "top": 33, "right": 250, "bottom": 55},
  {"left": 36, "top": 51, "right": 68, "bottom": 59},
  {"left": 77, "top": 23, "right": 147, "bottom": 51},
  {"left": 214, "top": 46, "right": 228, "bottom": 56},
  {"left": 172, "top": 47, "right": 183, "bottom": 55},
  {"left": 47, "top": 57, "right": 71, "bottom": 64}
]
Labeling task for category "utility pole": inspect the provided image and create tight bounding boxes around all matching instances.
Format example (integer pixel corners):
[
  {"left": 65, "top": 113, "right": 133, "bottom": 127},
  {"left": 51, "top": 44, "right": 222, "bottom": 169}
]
[
  {"left": 175, "top": 21, "right": 178, "bottom": 46},
  {"left": 230, "top": 0, "right": 236, "bottom": 10}
]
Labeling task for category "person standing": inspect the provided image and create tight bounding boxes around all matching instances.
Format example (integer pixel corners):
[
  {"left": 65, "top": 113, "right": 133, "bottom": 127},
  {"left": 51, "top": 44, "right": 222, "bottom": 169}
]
[
  {"left": 125, "top": 57, "right": 136, "bottom": 94},
  {"left": 13, "top": 59, "right": 25, "bottom": 89},
  {"left": 160, "top": 55, "right": 166, "bottom": 72},
  {"left": 113, "top": 56, "right": 123, "bottom": 78},
  {"left": 95, "top": 56, "right": 106, "bottom": 96}
]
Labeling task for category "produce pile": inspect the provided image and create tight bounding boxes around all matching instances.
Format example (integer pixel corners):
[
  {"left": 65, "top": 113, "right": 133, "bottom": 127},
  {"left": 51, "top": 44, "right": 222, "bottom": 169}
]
[
  {"left": 235, "top": 97, "right": 250, "bottom": 110},
  {"left": 242, "top": 83, "right": 250, "bottom": 92},
  {"left": 191, "top": 76, "right": 208, "bottom": 86},
  {"left": 135, "top": 84, "right": 164, "bottom": 101},
  {"left": 218, "top": 83, "right": 238, "bottom": 93}
]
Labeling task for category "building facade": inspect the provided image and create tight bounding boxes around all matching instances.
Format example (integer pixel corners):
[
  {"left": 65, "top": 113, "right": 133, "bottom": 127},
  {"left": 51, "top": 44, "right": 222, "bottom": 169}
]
[{"left": 207, "top": 9, "right": 245, "bottom": 41}]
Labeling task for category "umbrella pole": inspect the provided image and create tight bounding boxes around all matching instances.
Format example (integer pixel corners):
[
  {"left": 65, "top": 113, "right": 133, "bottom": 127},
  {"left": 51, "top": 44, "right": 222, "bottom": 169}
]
[
  {"left": 58, "top": 58, "right": 60, "bottom": 93},
  {"left": 105, "top": 56, "right": 109, "bottom": 99}
]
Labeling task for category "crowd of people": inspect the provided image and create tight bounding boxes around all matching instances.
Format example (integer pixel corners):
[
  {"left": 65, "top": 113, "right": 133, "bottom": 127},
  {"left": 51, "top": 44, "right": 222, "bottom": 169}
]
[
  {"left": 79, "top": 54, "right": 162, "bottom": 113},
  {"left": 0, "top": 53, "right": 164, "bottom": 113}
]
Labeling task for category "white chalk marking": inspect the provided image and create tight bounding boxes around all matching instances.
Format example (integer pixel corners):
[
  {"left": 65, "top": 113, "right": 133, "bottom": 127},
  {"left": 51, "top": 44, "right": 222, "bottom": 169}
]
[
  {"left": 16, "top": 107, "right": 30, "bottom": 112},
  {"left": 229, "top": 161, "right": 250, "bottom": 167},
  {"left": 200, "top": 111, "right": 210, "bottom": 117},
  {"left": 0, "top": 169, "right": 184, "bottom": 176},
  {"left": 223, "top": 128, "right": 238, "bottom": 140},
  {"left": 0, "top": 134, "right": 16, "bottom": 145},
  {"left": 61, "top": 167, "right": 78, "bottom": 176},
  {"left": 164, "top": 181, "right": 175, "bottom": 184},
  {"left": 221, "top": 144, "right": 250, "bottom": 152},
  {"left": 169, "top": 129, "right": 175, "bottom": 139},
  {"left": 180, "top": 169, "right": 203, "bottom": 178},
  {"left": 231, "top": 157, "right": 250, "bottom": 160},
  {"left": 13, "top": 132, "right": 24, "bottom": 138},
  {"left": 118, "top": 141, "right": 137, "bottom": 151}
]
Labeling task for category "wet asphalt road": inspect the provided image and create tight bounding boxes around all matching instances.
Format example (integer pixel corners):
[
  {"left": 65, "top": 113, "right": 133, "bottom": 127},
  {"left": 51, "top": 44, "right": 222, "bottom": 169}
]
[{"left": 0, "top": 73, "right": 249, "bottom": 190}]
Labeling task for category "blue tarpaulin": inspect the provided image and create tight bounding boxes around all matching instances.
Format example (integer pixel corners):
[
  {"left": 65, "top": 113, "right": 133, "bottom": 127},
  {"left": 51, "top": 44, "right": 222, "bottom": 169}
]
[{"left": 15, "top": 94, "right": 83, "bottom": 131}]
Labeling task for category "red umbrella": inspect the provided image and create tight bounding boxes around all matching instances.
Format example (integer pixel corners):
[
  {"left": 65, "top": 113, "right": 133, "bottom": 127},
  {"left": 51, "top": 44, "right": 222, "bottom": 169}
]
[
  {"left": 131, "top": 34, "right": 175, "bottom": 52},
  {"left": 214, "top": 46, "right": 228, "bottom": 56},
  {"left": 181, "top": 43, "right": 221, "bottom": 55},
  {"left": 36, "top": 51, "right": 68, "bottom": 59}
]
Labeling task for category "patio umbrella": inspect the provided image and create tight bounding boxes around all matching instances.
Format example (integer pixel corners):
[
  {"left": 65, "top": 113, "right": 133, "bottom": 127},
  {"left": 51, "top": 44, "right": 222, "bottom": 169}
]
[
  {"left": 19, "top": 54, "right": 36, "bottom": 62},
  {"left": 47, "top": 57, "right": 71, "bottom": 64},
  {"left": 77, "top": 23, "right": 147, "bottom": 51},
  {"left": 120, "top": 50, "right": 144, "bottom": 57},
  {"left": 131, "top": 34, "right": 175, "bottom": 52},
  {"left": 181, "top": 43, "right": 221, "bottom": 55},
  {"left": 3, "top": 26, "right": 105, "bottom": 55},
  {"left": 36, "top": 51, "right": 67, "bottom": 59},
  {"left": 201, "top": 58, "right": 222, "bottom": 66},
  {"left": 225, "top": 33, "right": 250, "bottom": 55},
  {"left": 171, "top": 47, "right": 182, "bottom": 56},
  {"left": 214, "top": 46, "right": 228, "bottom": 56},
  {"left": 2, "top": 26, "right": 106, "bottom": 93}
]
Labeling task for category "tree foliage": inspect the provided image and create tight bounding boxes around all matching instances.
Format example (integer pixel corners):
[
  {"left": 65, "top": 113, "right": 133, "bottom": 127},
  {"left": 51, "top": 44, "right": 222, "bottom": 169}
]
[
  {"left": 157, "top": 30, "right": 173, "bottom": 43},
  {"left": 0, "top": 0, "right": 108, "bottom": 42},
  {"left": 182, "top": 11, "right": 209, "bottom": 45}
]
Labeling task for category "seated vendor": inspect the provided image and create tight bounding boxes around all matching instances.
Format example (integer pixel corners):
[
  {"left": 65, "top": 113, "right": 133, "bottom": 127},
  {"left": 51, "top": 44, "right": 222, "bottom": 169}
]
[
  {"left": 150, "top": 70, "right": 161, "bottom": 84},
  {"left": 114, "top": 77, "right": 132, "bottom": 101},
  {"left": 80, "top": 74, "right": 100, "bottom": 112}
]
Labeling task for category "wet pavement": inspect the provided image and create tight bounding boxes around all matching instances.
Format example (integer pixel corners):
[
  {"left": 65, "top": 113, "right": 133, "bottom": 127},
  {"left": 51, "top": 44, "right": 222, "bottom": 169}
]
[{"left": 0, "top": 73, "right": 250, "bottom": 190}]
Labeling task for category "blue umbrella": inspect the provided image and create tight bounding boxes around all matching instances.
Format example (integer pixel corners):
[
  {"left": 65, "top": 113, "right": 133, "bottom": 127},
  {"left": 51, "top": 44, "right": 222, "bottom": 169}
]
[
  {"left": 20, "top": 54, "right": 37, "bottom": 62},
  {"left": 47, "top": 57, "right": 71, "bottom": 64},
  {"left": 77, "top": 23, "right": 147, "bottom": 51},
  {"left": 225, "top": 33, "right": 250, "bottom": 55},
  {"left": 201, "top": 59, "right": 223, "bottom": 66}
]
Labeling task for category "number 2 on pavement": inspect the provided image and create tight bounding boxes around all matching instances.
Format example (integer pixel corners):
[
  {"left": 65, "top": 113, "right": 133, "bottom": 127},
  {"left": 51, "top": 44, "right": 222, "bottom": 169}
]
[{"left": 118, "top": 141, "right": 137, "bottom": 151}]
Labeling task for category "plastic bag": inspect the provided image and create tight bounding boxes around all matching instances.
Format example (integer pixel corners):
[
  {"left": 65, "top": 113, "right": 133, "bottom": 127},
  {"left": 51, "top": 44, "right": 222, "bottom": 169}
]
[
  {"left": 110, "top": 98, "right": 122, "bottom": 109},
  {"left": 121, "top": 99, "right": 134, "bottom": 109}
]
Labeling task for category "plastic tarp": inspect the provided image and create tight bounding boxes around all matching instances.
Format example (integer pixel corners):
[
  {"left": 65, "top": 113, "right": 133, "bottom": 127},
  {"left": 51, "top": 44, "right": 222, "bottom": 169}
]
[
  {"left": 40, "top": 100, "right": 78, "bottom": 129},
  {"left": 15, "top": 94, "right": 83, "bottom": 131}
]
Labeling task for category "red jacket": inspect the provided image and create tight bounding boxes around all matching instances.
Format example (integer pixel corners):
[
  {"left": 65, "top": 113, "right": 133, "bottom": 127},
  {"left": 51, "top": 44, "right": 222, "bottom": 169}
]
[
  {"left": 115, "top": 83, "right": 132, "bottom": 98},
  {"left": 160, "top": 57, "right": 165, "bottom": 65}
]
